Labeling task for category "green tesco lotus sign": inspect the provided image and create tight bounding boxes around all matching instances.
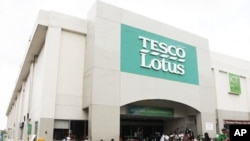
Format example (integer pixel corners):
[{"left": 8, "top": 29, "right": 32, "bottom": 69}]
[{"left": 121, "top": 24, "right": 199, "bottom": 85}]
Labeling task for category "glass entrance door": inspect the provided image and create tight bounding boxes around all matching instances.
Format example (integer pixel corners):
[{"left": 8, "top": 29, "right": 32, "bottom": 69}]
[{"left": 120, "top": 118, "right": 163, "bottom": 141}]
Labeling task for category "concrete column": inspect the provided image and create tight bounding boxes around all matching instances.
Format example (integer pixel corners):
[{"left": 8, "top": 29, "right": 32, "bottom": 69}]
[
  {"left": 198, "top": 112, "right": 217, "bottom": 138},
  {"left": 88, "top": 104, "right": 120, "bottom": 141},
  {"left": 39, "top": 118, "right": 54, "bottom": 141},
  {"left": 38, "top": 25, "right": 61, "bottom": 139}
]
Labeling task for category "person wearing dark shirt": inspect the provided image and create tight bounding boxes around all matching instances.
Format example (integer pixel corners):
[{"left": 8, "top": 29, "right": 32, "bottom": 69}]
[{"left": 202, "top": 132, "right": 211, "bottom": 141}]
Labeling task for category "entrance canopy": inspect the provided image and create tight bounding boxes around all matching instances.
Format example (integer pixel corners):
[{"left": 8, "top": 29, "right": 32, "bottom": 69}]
[{"left": 121, "top": 99, "right": 200, "bottom": 118}]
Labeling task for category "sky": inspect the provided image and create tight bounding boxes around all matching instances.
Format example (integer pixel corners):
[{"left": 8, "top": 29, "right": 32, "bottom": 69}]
[{"left": 0, "top": 0, "right": 250, "bottom": 130}]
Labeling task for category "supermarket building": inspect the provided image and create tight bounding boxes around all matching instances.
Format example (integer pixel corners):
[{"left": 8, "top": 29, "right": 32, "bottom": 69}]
[{"left": 6, "top": 1, "right": 250, "bottom": 141}]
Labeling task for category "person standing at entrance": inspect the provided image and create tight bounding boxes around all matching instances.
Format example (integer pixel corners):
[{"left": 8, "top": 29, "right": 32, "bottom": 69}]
[
  {"left": 184, "top": 127, "right": 189, "bottom": 141},
  {"left": 202, "top": 132, "right": 211, "bottom": 141},
  {"left": 184, "top": 128, "right": 194, "bottom": 141},
  {"left": 136, "top": 127, "right": 143, "bottom": 141},
  {"left": 217, "top": 128, "right": 229, "bottom": 141},
  {"left": 160, "top": 132, "right": 169, "bottom": 141}
]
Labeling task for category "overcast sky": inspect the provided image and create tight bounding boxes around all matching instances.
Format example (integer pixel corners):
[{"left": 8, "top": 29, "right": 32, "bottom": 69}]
[{"left": 1, "top": 0, "right": 250, "bottom": 130}]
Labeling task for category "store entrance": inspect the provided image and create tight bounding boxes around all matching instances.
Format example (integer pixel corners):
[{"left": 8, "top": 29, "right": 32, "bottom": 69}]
[
  {"left": 120, "top": 116, "right": 164, "bottom": 141},
  {"left": 120, "top": 100, "right": 199, "bottom": 140}
]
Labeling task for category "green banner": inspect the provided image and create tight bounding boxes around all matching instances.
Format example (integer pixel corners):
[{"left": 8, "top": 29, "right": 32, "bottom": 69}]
[
  {"left": 27, "top": 124, "right": 32, "bottom": 135},
  {"left": 229, "top": 73, "right": 241, "bottom": 94},
  {"left": 121, "top": 24, "right": 199, "bottom": 85},
  {"left": 128, "top": 105, "right": 174, "bottom": 117}
]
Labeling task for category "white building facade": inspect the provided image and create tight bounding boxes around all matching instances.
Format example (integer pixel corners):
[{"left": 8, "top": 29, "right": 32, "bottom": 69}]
[{"left": 6, "top": 1, "right": 250, "bottom": 141}]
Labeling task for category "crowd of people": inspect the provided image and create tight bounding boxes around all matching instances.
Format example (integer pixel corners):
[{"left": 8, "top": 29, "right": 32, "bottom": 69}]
[
  {"left": 60, "top": 127, "right": 230, "bottom": 141},
  {"left": 159, "top": 127, "right": 230, "bottom": 141},
  {"left": 160, "top": 127, "right": 195, "bottom": 141}
]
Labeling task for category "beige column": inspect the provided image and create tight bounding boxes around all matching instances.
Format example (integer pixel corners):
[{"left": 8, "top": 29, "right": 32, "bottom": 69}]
[
  {"left": 89, "top": 104, "right": 120, "bottom": 141},
  {"left": 39, "top": 25, "right": 61, "bottom": 140}
]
